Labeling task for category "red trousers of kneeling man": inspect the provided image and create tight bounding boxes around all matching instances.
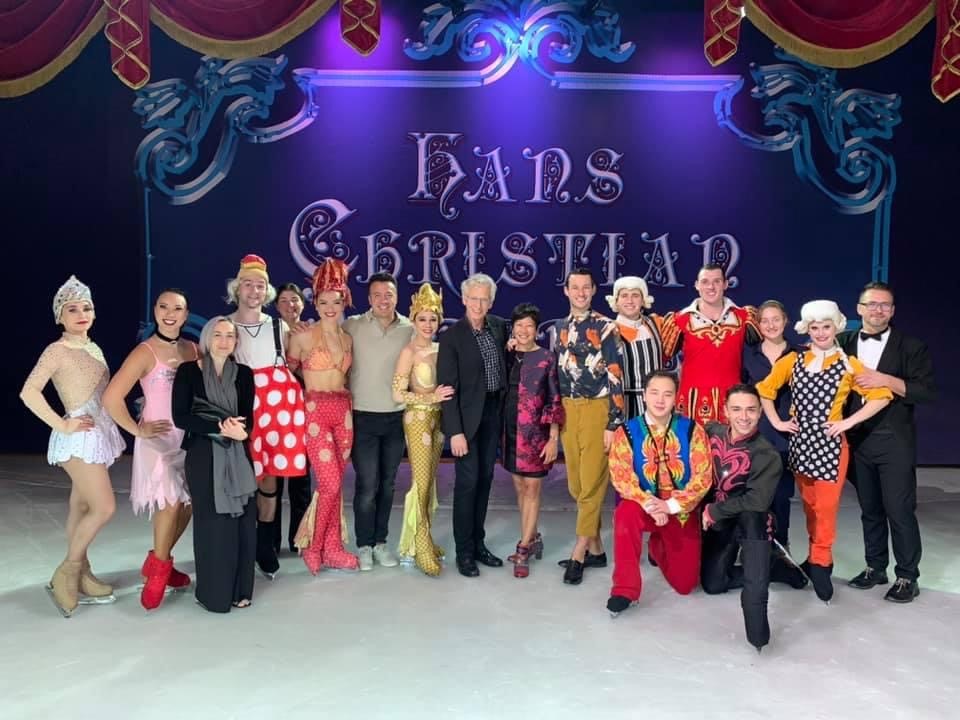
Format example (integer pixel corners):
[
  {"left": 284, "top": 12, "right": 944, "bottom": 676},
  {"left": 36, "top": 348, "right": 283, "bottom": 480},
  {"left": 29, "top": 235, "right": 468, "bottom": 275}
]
[{"left": 611, "top": 499, "right": 701, "bottom": 602}]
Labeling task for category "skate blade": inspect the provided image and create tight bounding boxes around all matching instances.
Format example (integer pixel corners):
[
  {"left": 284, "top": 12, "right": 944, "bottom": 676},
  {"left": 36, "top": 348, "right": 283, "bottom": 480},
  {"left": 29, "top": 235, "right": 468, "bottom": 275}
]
[
  {"left": 136, "top": 584, "right": 190, "bottom": 595},
  {"left": 256, "top": 567, "right": 278, "bottom": 581},
  {"left": 45, "top": 585, "right": 75, "bottom": 618},
  {"left": 78, "top": 593, "right": 116, "bottom": 605}
]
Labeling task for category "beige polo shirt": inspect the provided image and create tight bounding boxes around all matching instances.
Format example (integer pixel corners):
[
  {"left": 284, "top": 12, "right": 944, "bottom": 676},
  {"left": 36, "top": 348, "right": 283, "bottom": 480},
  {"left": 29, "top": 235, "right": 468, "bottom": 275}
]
[{"left": 343, "top": 310, "right": 413, "bottom": 412}]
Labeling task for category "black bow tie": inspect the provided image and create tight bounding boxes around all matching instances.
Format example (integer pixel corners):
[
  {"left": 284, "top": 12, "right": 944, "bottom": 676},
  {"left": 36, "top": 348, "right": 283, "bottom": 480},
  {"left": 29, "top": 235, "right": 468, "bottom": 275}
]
[{"left": 860, "top": 331, "right": 885, "bottom": 341}]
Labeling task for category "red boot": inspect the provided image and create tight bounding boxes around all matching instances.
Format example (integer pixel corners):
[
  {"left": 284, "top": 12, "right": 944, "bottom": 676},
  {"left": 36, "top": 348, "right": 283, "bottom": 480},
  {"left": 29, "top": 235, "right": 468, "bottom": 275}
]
[
  {"left": 141, "top": 550, "right": 191, "bottom": 590},
  {"left": 141, "top": 552, "right": 173, "bottom": 610},
  {"left": 167, "top": 566, "right": 191, "bottom": 590}
]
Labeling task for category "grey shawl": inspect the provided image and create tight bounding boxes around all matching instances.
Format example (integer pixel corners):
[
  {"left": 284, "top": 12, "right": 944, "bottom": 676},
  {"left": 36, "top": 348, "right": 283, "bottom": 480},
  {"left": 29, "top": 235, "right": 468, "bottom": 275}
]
[{"left": 201, "top": 358, "right": 257, "bottom": 517}]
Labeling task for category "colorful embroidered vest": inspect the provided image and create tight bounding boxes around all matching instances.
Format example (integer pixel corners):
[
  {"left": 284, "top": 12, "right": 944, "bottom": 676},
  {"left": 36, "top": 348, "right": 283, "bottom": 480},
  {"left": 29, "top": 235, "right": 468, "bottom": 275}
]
[{"left": 623, "top": 414, "right": 696, "bottom": 495}]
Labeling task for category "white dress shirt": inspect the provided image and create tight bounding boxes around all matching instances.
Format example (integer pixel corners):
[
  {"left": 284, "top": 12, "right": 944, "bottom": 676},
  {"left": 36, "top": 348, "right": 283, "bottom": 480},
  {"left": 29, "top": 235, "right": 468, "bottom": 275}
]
[{"left": 856, "top": 328, "right": 890, "bottom": 370}]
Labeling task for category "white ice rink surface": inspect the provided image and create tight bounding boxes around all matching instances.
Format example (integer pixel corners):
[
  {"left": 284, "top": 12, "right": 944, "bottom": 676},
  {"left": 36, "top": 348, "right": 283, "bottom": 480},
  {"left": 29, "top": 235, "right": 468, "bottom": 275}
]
[{"left": 1, "top": 457, "right": 958, "bottom": 720}]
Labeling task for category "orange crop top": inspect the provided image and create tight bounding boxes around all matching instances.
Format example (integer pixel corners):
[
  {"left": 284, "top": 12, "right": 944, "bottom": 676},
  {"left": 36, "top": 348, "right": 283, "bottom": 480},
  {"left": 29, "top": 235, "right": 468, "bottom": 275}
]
[{"left": 302, "top": 345, "right": 352, "bottom": 373}]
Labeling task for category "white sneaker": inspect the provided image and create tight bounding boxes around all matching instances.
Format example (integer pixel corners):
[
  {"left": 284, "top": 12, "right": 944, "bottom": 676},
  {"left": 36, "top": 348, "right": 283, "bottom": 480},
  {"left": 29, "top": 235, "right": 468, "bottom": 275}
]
[
  {"left": 358, "top": 546, "right": 374, "bottom": 572},
  {"left": 373, "top": 543, "right": 399, "bottom": 568}
]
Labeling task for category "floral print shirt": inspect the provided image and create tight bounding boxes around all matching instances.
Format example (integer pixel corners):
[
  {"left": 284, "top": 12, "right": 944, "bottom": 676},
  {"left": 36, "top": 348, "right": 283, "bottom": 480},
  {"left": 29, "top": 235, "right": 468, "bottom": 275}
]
[{"left": 553, "top": 310, "right": 625, "bottom": 430}]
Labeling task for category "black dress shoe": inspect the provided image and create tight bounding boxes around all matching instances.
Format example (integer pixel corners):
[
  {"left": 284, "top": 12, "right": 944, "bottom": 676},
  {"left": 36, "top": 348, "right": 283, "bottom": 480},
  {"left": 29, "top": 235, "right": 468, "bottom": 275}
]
[
  {"left": 848, "top": 567, "right": 889, "bottom": 589},
  {"left": 456, "top": 556, "right": 479, "bottom": 577},
  {"left": 563, "top": 559, "right": 585, "bottom": 585},
  {"left": 558, "top": 552, "right": 607, "bottom": 569},
  {"left": 475, "top": 546, "right": 503, "bottom": 567},
  {"left": 884, "top": 578, "right": 919, "bottom": 603}
]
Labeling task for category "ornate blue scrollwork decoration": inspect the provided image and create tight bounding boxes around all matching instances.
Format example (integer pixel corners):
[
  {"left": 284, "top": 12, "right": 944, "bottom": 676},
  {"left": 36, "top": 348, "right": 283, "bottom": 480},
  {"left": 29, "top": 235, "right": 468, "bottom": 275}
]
[
  {"left": 714, "top": 48, "right": 900, "bottom": 279},
  {"left": 134, "top": 55, "right": 291, "bottom": 205},
  {"left": 404, "top": 0, "right": 635, "bottom": 81},
  {"left": 289, "top": 198, "right": 359, "bottom": 291}
]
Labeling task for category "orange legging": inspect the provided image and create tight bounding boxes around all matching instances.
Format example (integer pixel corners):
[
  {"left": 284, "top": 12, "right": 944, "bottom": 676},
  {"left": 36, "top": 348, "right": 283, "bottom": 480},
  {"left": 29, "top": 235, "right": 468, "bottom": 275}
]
[{"left": 794, "top": 438, "right": 849, "bottom": 566}]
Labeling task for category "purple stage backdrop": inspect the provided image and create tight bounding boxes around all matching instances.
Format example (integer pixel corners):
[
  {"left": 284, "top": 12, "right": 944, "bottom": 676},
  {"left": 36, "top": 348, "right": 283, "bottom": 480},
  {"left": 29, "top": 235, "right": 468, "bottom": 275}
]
[
  {"left": 141, "top": 4, "right": 876, "bottom": 341},
  {"left": 8, "top": 3, "right": 955, "bottom": 462}
]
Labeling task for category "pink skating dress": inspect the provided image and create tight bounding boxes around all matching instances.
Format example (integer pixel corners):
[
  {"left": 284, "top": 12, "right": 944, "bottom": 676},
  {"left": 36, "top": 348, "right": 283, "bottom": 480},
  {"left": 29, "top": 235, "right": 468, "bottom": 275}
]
[{"left": 130, "top": 343, "right": 192, "bottom": 516}]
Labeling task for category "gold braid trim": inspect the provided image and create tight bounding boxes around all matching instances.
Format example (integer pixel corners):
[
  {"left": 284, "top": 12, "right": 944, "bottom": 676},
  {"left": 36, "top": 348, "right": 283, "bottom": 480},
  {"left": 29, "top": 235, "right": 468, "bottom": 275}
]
[
  {"left": 341, "top": 0, "right": 381, "bottom": 56},
  {"left": 744, "top": 0, "right": 935, "bottom": 69},
  {"left": 704, "top": 0, "right": 745, "bottom": 67},
  {"left": 104, "top": 0, "right": 150, "bottom": 90},
  {"left": 0, "top": 6, "right": 107, "bottom": 99},
  {"left": 932, "top": 0, "right": 960, "bottom": 102},
  {"left": 150, "top": 0, "right": 337, "bottom": 60}
]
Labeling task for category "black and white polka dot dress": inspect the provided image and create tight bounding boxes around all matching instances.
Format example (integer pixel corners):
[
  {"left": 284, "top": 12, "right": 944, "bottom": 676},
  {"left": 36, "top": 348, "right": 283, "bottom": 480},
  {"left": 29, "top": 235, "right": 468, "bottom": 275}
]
[{"left": 787, "top": 352, "right": 847, "bottom": 482}]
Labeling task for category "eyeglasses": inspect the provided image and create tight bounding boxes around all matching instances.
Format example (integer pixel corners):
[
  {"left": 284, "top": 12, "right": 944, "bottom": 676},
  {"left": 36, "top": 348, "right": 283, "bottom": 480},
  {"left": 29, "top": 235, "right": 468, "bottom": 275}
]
[{"left": 858, "top": 301, "right": 893, "bottom": 311}]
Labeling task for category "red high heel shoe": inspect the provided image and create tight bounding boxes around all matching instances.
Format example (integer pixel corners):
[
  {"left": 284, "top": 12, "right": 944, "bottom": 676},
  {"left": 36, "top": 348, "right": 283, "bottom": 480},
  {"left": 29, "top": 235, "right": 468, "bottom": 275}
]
[
  {"left": 530, "top": 532, "right": 544, "bottom": 560},
  {"left": 512, "top": 542, "right": 531, "bottom": 579},
  {"left": 508, "top": 533, "right": 543, "bottom": 563}
]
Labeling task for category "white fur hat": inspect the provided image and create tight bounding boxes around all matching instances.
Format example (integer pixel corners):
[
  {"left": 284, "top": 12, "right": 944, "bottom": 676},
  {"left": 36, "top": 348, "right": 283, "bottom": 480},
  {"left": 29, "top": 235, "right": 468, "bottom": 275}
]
[
  {"left": 605, "top": 276, "right": 654, "bottom": 314},
  {"left": 794, "top": 299, "right": 846, "bottom": 334}
]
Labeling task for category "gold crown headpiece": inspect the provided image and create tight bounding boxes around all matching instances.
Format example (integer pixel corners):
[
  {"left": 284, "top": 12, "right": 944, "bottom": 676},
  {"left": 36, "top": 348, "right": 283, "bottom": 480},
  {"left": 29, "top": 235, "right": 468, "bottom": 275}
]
[{"left": 409, "top": 283, "right": 443, "bottom": 323}]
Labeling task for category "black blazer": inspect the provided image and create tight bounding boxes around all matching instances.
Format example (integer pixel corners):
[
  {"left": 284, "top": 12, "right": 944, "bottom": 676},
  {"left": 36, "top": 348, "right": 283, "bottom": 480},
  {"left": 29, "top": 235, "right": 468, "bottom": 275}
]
[
  {"left": 172, "top": 360, "right": 255, "bottom": 457},
  {"left": 839, "top": 328, "right": 936, "bottom": 449},
  {"left": 437, "top": 315, "right": 507, "bottom": 439}
]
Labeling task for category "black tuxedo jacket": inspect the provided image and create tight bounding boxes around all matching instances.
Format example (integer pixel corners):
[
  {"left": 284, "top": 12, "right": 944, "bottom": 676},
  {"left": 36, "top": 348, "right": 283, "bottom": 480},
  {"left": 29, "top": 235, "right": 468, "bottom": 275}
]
[
  {"left": 839, "top": 327, "right": 936, "bottom": 450},
  {"left": 437, "top": 315, "right": 508, "bottom": 439}
]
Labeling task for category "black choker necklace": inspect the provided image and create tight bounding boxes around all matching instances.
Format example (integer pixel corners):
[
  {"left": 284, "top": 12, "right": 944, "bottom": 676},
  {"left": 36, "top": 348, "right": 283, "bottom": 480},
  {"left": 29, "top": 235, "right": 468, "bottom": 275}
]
[{"left": 153, "top": 327, "right": 180, "bottom": 344}]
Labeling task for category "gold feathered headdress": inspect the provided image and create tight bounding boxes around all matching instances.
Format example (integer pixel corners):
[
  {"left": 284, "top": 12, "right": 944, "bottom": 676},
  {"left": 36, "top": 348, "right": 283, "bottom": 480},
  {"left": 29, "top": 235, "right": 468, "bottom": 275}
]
[{"left": 409, "top": 283, "right": 443, "bottom": 323}]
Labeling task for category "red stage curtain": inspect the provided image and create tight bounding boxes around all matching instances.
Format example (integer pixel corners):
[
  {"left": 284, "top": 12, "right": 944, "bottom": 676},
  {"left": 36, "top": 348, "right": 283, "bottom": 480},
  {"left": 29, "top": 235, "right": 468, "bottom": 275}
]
[
  {"left": 933, "top": 0, "right": 960, "bottom": 101},
  {"left": 705, "top": 0, "right": 960, "bottom": 103},
  {"left": 134, "top": 0, "right": 339, "bottom": 90},
  {"left": 0, "top": 0, "right": 351, "bottom": 97},
  {"left": 340, "top": 0, "right": 381, "bottom": 56},
  {"left": 704, "top": 0, "right": 745, "bottom": 66},
  {"left": 0, "top": 0, "right": 105, "bottom": 98}
]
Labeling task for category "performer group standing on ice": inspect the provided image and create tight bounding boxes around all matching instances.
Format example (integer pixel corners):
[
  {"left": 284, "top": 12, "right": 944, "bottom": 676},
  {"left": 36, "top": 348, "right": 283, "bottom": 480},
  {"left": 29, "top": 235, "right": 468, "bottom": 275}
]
[{"left": 20, "top": 257, "right": 936, "bottom": 651}]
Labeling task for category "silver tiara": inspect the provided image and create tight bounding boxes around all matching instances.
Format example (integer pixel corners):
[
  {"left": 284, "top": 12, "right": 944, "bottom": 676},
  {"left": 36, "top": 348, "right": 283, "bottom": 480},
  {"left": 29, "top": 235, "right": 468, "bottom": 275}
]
[{"left": 52, "top": 275, "right": 93, "bottom": 322}]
